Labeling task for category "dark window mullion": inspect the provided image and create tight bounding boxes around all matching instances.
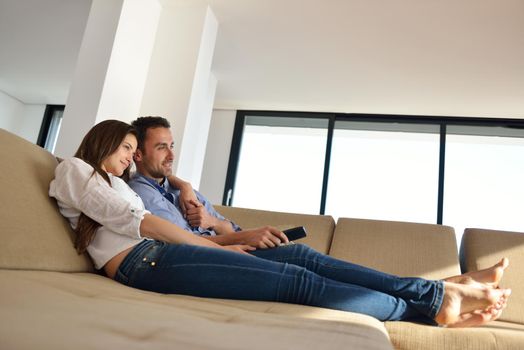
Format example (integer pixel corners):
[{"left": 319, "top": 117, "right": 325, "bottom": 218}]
[
  {"left": 319, "top": 115, "right": 335, "bottom": 215},
  {"left": 437, "top": 124, "right": 447, "bottom": 224},
  {"left": 222, "top": 112, "right": 246, "bottom": 206}
]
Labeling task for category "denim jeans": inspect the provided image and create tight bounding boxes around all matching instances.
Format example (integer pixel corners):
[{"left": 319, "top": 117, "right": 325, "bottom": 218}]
[{"left": 115, "top": 240, "right": 443, "bottom": 322}]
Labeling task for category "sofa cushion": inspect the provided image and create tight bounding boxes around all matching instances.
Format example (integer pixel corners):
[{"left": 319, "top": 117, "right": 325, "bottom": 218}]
[
  {"left": 386, "top": 320, "right": 524, "bottom": 350},
  {"left": 214, "top": 205, "right": 335, "bottom": 254},
  {"left": 0, "top": 270, "right": 393, "bottom": 350},
  {"left": 207, "top": 296, "right": 390, "bottom": 335},
  {"left": 460, "top": 228, "right": 524, "bottom": 324},
  {"left": 0, "top": 129, "right": 92, "bottom": 272},
  {"left": 329, "top": 218, "right": 461, "bottom": 280}
]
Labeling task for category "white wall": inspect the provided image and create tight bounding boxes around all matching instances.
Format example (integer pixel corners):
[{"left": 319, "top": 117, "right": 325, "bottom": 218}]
[
  {"left": 0, "top": 90, "right": 45, "bottom": 143},
  {"left": 17, "top": 104, "right": 46, "bottom": 143},
  {"left": 199, "top": 109, "right": 237, "bottom": 204},
  {"left": 0, "top": 90, "right": 22, "bottom": 132}
]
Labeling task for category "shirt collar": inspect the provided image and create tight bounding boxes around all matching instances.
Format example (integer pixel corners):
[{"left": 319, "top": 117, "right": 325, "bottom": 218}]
[{"left": 135, "top": 172, "right": 169, "bottom": 190}]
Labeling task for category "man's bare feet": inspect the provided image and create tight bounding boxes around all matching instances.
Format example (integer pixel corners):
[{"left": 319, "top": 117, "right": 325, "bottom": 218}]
[
  {"left": 445, "top": 258, "right": 509, "bottom": 287},
  {"left": 434, "top": 282, "right": 511, "bottom": 327}
]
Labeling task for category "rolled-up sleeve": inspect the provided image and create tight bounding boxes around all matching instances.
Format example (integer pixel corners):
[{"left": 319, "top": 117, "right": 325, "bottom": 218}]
[{"left": 50, "top": 158, "right": 147, "bottom": 239}]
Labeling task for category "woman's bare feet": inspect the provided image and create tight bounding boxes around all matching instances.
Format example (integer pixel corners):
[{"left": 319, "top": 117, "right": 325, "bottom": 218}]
[
  {"left": 445, "top": 308, "right": 503, "bottom": 328},
  {"left": 445, "top": 292, "right": 509, "bottom": 328},
  {"left": 445, "top": 258, "right": 509, "bottom": 287},
  {"left": 434, "top": 281, "right": 511, "bottom": 327}
]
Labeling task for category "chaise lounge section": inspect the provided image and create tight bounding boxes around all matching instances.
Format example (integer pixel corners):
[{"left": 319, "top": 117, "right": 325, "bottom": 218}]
[{"left": 1, "top": 128, "right": 523, "bottom": 349}]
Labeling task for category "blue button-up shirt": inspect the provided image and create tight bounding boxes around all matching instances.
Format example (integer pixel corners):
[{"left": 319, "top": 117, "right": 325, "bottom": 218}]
[{"left": 128, "top": 173, "right": 241, "bottom": 236}]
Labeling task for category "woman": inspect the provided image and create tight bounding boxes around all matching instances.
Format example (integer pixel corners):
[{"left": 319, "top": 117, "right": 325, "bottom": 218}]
[{"left": 49, "top": 120, "right": 511, "bottom": 328}]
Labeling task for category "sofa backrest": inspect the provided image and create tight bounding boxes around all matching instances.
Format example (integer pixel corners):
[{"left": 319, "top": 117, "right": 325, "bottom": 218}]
[
  {"left": 329, "top": 218, "right": 461, "bottom": 280},
  {"left": 214, "top": 205, "right": 335, "bottom": 254},
  {"left": 0, "top": 129, "right": 93, "bottom": 272},
  {"left": 461, "top": 228, "right": 524, "bottom": 324}
]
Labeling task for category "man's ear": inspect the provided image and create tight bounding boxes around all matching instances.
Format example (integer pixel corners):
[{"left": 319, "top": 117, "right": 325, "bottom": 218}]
[{"left": 134, "top": 149, "right": 143, "bottom": 162}]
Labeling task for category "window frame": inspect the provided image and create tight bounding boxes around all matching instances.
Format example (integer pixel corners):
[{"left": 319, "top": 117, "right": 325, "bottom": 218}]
[
  {"left": 224, "top": 110, "right": 524, "bottom": 225},
  {"left": 36, "top": 104, "right": 65, "bottom": 151}
]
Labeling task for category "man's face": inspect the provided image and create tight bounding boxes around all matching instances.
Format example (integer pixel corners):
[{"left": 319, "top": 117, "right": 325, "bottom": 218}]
[{"left": 134, "top": 127, "right": 175, "bottom": 181}]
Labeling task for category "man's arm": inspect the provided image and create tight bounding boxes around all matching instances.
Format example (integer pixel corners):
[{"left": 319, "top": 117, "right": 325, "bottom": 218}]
[
  {"left": 129, "top": 177, "right": 192, "bottom": 230},
  {"left": 162, "top": 180, "right": 287, "bottom": 248},
  {"left": 185, "top": 199, "right": 239, "bottom": 235},
  {"left": 202, "top": 226, "right": 289, "bottom": 249},
  {"left": 167, "top": 175, "right": 199, "bottom": 215},
  {"left": 166, "top": 176, "right": 241, "bottom": 235}
]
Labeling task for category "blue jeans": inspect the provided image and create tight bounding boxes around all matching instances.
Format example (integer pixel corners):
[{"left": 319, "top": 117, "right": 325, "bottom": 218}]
[{"left": 115, "top": 240, "right": 443, "bottom": 322}]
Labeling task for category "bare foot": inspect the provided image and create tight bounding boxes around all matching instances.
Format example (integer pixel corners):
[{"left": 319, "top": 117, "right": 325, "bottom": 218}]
[
  {"left": 434, "top": 282, "right": 511, "bottom": 327},
  {"left": 445, "top": 308, "right": 502, "bottom": 328},
  {"left": 447, "top": 295, "right": 509, "bottom": 328},
  {"left": 445, "top": 258, "right": 509, "bottom": 287}
]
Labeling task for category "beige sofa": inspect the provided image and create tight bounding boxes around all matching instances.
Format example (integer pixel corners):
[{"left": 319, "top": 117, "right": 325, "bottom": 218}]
[{"left": 1, "top": 127, "right": 523, "bottom": 350}]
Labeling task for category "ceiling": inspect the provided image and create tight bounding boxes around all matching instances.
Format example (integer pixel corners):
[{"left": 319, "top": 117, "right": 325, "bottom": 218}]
[
  {"left": 0, "top": 0, "right": 91, "bottom": 104},
  {"left": 1, "top": 0, "right": 523, "bottom": 117}
]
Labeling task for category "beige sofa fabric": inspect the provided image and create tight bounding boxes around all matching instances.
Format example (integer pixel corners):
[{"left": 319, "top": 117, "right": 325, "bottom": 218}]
[
  {"left": 213, "top": 298, "right": 390, "bottom": 334},
  {"left": 329, "top": 218, "right": 461, "bottom": 280},
  {"left": 0, "top": 129, "right": 92, "bottom": 272},
  {"left": 461, "top": 228, "right": 524, "bottom": 324},
  {"left": 0, "top": 270, "right": 393, "bottom": 350},
  {"left": 386, "top": 320, "right": 524, "bottom": 350},
  {"left": 215, "top": 205, "right": 335, "bottom": 254},
  {"left": 2, "top": 126, "right": 523, "bottom": 350}
]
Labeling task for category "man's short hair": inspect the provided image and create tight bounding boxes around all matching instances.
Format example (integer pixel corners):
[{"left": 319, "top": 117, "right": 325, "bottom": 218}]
[{"left": 131, "top": 116, "right": 171, "bottom": 151}]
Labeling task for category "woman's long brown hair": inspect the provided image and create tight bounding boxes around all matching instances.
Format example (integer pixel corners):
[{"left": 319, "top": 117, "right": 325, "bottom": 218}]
[{"left": 73, "top": 120, "right": 137, "bottom": 255}]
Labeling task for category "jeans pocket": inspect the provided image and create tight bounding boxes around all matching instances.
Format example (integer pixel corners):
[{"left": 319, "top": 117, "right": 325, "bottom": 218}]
[{"left": 127, "top": 242, "right": 166, "bottom": 284}]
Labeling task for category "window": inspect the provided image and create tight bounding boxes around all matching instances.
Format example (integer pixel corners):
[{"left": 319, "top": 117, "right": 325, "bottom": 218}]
[
  {"left": 229, "top": 115, "right": 329, "bottom": 214},
  {"left": 37, "top": 105, "right": 64, "bottom": 153},
  {"left": 326, "top": 121, "right": 440, "bottom": 223},
  {"left": 443, "top": 125, "right": 524, "bottom": 240},
  {"left": 225, "top": 111, "right": 524, "bottom": 243}
]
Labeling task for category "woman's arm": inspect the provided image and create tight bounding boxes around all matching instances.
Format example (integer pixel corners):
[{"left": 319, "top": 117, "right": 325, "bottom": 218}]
[
  {"left": 140, "top": 214, "right": 220, "bottom": 247},
  {"left": 139, "top": 214, "right": 254, "bottom": 254}
]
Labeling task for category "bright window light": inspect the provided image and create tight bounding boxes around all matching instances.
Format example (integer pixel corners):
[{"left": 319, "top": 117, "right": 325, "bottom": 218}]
[
  {"left": 444, "top": 126, "right": 524, "bottom": 244},
  {"left": 232, "top": 117, "right": 328, "bottom": 214},
  {"left": 325, "top": 121, "right": 440, "bottom": 223}
]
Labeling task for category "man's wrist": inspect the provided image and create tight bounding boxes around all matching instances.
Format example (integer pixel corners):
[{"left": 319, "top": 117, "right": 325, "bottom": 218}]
[
  {"left": 179, "top": 180, "right": 192, "bottom": 190},
  {"left": 212, "top": 218, "right": 237, "bottom": 235}
]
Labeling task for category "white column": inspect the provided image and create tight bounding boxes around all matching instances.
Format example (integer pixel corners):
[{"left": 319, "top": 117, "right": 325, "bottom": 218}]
[
  {"left": 55, "top": 0, "right": 161, "bottom": 157},
  {"left": 140, "top": 3, "right": 218, "bottom": 188},
  {"left": 200, "top": 109, "right": 238, "bottom": 204}
]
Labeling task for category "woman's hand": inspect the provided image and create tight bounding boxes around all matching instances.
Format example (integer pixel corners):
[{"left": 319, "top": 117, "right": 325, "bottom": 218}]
[
  {"left": 222, "top": 244, "right": 256, "bottom": 255},
  {"left": 166, "top": 175, "right": 201, "bottom": 215}
]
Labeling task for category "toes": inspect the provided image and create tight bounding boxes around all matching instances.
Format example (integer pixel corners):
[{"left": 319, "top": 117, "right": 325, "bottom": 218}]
[
  {"left": 446, "top": 311, "right": 492, "bottom": 328},
  {"left": 501, "top": 257, "right": 509, "bottom": 269}
]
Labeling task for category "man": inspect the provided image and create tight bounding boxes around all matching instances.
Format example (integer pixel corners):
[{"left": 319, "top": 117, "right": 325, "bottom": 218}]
[{"left": 128, "top": 116, "right": 289, "bottom": 249}]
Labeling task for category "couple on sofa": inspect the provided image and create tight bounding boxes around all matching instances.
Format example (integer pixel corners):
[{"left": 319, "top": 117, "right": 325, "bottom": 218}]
[{"left": 49, "top": 116, "right": 511, "bottom": 328}]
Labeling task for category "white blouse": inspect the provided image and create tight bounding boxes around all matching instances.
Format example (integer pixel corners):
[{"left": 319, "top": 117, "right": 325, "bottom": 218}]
[{"left": 49, "top": 157, "right": 150, "bottom": 269}]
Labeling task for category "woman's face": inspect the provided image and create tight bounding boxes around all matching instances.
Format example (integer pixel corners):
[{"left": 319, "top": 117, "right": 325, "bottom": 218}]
[{"left": 101, "top": 133, "right": 137, "bottom": 176}]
